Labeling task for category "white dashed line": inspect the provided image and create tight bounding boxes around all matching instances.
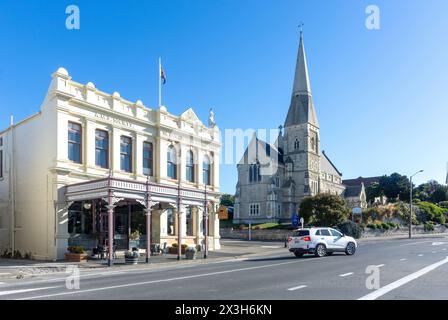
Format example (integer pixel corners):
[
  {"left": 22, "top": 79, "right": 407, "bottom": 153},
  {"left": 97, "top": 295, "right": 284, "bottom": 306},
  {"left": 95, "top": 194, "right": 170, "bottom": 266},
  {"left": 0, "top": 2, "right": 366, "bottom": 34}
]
[
  {"left": 0, "top": 286, "right": 59, "bottom": 297},
  {"left": 400, "top": 258, "right": 407, "bottom": 261},
  {"left": 375, "top": 264, "right": 385, "bottom": 267},
  {"left": 288, "top": 285, "right": 307, "bottom": 291},
  {"left": 432, "top": 251, "right": 437, "bottom": 254},
  {"left": 358, "top": 257, "right": 448, "bottom": 300},
  {"left": 0, "top": 273, "right": 11, "bottom": 276},
  {"left": 418, "top": 254, "right": 424, "bottom": 257},
  {"left": 339, "top": 272, "right": 354, "bottom": 277}
]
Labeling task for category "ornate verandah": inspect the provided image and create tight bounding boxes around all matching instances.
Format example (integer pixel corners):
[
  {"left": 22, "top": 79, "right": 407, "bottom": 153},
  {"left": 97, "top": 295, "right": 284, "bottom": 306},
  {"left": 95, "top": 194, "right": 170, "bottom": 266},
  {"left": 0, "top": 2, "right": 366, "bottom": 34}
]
[{"left": 65, "top": 176, "right": 218, "bottom": 266}]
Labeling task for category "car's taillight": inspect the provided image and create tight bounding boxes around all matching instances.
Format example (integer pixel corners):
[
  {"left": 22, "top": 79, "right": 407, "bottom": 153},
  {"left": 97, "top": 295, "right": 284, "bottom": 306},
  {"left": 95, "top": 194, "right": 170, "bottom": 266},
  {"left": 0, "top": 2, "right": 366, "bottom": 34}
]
[
  {"left": 287, "top": 236, "right": 293, "bottom": 242},
  {"left": 301, "top": 236, "right": 311, "bottom": 242}
]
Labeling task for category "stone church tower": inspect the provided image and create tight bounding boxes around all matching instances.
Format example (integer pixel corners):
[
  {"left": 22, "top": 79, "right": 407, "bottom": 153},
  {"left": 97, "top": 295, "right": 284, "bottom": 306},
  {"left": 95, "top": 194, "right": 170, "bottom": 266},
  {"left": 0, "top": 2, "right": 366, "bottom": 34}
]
[{"left": 234, "top": 32, "right": 346, "bottom": 224}]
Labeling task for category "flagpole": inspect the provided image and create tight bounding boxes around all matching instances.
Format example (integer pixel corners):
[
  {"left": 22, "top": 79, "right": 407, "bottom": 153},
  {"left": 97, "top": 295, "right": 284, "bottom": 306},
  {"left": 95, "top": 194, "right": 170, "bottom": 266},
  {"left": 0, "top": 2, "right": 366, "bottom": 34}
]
[{"left": 158, "top": 57, "right": 162, "bottom": 107}]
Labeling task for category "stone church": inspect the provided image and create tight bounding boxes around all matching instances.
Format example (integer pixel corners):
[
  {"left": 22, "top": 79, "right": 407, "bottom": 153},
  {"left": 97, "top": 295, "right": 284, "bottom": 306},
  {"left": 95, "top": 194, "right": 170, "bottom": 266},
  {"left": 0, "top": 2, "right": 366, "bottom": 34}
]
[{"left": 234, "top": 32, "right": 346, "bottom": 223}]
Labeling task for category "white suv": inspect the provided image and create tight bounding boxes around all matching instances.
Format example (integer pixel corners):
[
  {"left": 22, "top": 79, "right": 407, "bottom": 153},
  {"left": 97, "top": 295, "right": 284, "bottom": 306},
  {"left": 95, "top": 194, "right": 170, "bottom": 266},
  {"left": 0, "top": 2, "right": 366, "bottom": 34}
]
[{"left": 287, "top": 227, "right": 357, "bottom": 257}]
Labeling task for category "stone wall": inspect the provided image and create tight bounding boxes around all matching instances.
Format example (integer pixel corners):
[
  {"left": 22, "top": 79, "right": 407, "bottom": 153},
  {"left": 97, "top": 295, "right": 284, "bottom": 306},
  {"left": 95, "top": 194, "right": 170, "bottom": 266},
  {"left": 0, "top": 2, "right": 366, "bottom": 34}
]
[{"left": 220, "top": 225, "right": 448, "bottom": 241}]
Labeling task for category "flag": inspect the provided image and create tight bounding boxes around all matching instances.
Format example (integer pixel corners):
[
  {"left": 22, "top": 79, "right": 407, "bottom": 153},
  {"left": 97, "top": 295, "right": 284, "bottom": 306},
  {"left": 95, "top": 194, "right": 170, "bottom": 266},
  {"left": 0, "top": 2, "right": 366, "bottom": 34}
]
[{"left": 160, "top": 64, "right": 166, "bottom": 85}]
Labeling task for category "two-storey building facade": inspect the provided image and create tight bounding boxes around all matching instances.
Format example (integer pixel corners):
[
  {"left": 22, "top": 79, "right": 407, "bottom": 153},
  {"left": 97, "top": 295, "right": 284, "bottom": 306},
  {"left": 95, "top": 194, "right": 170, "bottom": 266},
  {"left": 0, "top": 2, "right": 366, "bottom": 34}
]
[{"left": 0, "top": 67, "right": 221, "bottom": 261}]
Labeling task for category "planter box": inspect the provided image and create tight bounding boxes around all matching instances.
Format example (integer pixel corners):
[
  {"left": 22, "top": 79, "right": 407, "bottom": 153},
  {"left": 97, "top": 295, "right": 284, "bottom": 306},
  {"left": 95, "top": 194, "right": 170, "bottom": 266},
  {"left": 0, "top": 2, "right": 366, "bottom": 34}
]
[
  {"left": 168, "top": 247, "right": 186, "bottom": 254},
  {"left": 65, "top": 253, "right": 88, "bottom": 263}
]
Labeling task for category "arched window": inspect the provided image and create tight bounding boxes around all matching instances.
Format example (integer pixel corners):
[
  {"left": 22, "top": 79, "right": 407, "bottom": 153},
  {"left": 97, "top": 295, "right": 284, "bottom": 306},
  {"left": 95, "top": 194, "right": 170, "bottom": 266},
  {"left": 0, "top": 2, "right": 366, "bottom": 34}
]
[
  {"left": 186, "top": 150, "right": 194, "bottom": 182},
  {"left": 294, "top": 138, "right": 299, "bottom": 150},
  {"left": 203, "top": 155, "right": 211, "bottom": 185},
  {"left": 249, "top": 163, "right": 261, "bottom": 183},
  {"left": 167, "top": 145, "right": 177, "bottom": 179},
  {"left": 143, "top": 142, "right": 153, "bottom": 176},
  {"left": 311, "top": 137, "right": 316, "bottom": 151}
]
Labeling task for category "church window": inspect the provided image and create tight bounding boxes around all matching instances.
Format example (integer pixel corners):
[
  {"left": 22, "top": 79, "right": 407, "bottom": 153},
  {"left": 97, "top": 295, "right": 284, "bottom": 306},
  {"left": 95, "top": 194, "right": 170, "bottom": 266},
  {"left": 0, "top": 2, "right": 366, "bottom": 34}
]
[
  {"left": 311, "top": 136, "right": 316, "bottom": 152},
  {"left": 249, "top": 203, "right": 260, "bottom": 216},
  {"left": 294, "top": 139, "right": 299, "bottom": 150},
  {"left": 249, "top": 163, "right": 261, "bottom": 183}
]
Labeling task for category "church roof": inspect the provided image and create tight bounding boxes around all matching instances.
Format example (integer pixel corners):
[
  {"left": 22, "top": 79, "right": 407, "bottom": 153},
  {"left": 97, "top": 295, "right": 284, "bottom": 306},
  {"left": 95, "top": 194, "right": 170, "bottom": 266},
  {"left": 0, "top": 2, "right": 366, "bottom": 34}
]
[
  {"left": 238, "top": 134, "right": 284, "bottom": 166},
  {"left": 344, "top": 185, "right": 363, "bottom": 198},
  {"left": 284, "top": 32, "right": 319, "bottom": 128},
  {"left": 343, "top": 176, "right": 381, "bottom": 187},
  {"left": 320, "top": 150, "right": 342, "bottom": 177}
]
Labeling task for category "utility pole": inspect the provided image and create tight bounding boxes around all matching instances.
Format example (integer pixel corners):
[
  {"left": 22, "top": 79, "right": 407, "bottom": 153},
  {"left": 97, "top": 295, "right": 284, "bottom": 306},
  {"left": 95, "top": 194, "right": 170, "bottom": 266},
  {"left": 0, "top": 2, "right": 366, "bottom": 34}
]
[{"left": 409, "top": 169, "right": 424, "bottom": 239}]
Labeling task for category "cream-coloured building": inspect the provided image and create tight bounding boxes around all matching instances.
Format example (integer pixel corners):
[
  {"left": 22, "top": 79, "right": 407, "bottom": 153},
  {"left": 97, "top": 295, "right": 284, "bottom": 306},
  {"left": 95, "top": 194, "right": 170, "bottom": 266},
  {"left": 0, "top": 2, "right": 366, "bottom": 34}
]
[{"left": 0, "top": 67, "right": 221, "bottom": 262}]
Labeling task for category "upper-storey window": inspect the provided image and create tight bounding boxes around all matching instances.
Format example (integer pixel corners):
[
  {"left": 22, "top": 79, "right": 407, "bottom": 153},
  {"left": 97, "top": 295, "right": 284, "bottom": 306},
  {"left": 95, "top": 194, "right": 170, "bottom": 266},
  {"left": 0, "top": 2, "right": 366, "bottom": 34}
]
[
  {"left": 143, "top": 142, "right": 153, "bottom": 176},
  {"left": 249, "top": 163, "right": 261, "bottom": 183},
  {"left": 186, "top": 150, "right": 194, "bottom": 182},
  {"left": 167, "top": 145, "right": 177, "bottom": 179},
  {"left": 294, "top": 138, "right": 299, "bottom": 150},
  {"left": 68, "top": 122, "right": 82, "bottom": 163},
  {"left": 120, "top": 136, "right": 132, "bottom": 172},
  {"left": 95, "top": 129, "right": 109, "bottom": 169},
  {"left": 203, "top": 155, "right": 211, "bottom": 186}
]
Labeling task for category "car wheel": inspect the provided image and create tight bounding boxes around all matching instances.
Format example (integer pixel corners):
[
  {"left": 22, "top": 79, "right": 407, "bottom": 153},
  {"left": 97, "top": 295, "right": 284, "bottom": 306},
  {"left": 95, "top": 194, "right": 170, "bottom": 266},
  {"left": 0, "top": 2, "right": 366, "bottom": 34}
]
[
  {"left": 326, "top": 252, "right": 333, "bottom": 256},
  {"left": 294, "top": 252, "right": 303, "bottom": 258},
  {"left": 345, "top": 242, "right": 356, "bottom": 255},
  {"left": 315, "top": 244, "right": 327, "bottom": 257}
]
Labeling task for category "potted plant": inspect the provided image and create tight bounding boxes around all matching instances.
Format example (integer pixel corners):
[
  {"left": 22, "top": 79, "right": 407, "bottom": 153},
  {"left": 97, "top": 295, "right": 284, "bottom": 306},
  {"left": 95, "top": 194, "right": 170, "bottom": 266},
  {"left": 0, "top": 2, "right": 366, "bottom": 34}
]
[
  {"left": 185, "top": 247, "right": 197, "bottom": 260},
  {"left": 65, "top": 246, "right": 88, "bottom": 263},
  {"left": 124, "top": 249, "right": 139, "bottom": 265},
  {"left": 168, "top": 243, "right": 188, "bottom": 254},
  {"left": 129, "top": 230, "right": 140, "bottom": 250}
]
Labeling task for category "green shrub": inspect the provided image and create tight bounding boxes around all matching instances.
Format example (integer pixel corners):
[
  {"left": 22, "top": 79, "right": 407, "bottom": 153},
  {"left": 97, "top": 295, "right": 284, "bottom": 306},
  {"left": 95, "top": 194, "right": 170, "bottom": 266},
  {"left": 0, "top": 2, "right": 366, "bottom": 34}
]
[
  {"left": 381, "top": 222, "right": 390, "bottom": 230},
  {"left": 367, "top": 223, "right": 376, "bottom": 229},
  {"left": 67, "top": 246, "right": 85, "bottom": 254},
  {"left": 387, "top": 222, "right": 397, "bottom": 228},
  {"left": 417, "top": 202, "right": 447, "bottom": 224},
  {"left": 424, "top": 222, "right": 435, "bottom": 232},
  {"left": 336, "top": 220, "right": 363, "bottom": 239}
]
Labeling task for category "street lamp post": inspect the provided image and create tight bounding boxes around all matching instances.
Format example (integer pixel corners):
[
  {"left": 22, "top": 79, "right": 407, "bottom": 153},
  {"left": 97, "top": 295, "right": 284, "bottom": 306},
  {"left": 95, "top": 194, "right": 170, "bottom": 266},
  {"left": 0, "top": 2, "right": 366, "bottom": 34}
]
[{"left": 409, "top": 169, "right": 424, "bottom": 239}]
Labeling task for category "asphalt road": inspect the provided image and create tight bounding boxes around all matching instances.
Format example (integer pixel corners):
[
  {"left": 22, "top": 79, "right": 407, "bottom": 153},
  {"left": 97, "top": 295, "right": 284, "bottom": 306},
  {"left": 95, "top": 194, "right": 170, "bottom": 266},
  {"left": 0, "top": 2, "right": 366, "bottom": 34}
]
[{"left": 1, "top": 237, "right": 448, "bottom": 300}]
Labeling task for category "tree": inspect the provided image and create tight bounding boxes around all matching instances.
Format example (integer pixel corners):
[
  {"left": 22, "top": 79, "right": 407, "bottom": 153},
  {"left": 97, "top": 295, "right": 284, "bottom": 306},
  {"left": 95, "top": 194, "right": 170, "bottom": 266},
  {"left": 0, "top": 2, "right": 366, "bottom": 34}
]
[
  {"left": 415, "top": 180, "right": 448, "bottom": 203},
  {"left": 379, "top": 173, "right": 410, "bottom": 202},
  {"left": 365, "top": 182, "right": 383, "bottom": 203},
  {"left": 220, "top": 194, "right": 235, "bottom": 207},
  {"left": 299, "top": 194, "right": 350, "bottom": 227}
]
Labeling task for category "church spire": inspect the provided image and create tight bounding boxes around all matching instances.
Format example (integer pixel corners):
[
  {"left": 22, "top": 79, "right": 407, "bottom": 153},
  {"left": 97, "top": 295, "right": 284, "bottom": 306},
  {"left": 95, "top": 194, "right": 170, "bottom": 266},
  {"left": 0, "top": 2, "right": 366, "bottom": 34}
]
[
  {"left": 284, "top": 28, "right": 319, "bottom": 128},
  {"left": 292, "top": 29, "right": 311, "bottom": 96}
]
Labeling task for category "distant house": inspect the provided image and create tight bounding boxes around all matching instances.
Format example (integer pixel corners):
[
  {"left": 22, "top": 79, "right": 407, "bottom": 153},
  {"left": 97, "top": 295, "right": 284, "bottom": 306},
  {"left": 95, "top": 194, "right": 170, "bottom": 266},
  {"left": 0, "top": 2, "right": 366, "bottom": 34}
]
[{"left": 343, "top": 176, "right": 386, "bottom": 207}]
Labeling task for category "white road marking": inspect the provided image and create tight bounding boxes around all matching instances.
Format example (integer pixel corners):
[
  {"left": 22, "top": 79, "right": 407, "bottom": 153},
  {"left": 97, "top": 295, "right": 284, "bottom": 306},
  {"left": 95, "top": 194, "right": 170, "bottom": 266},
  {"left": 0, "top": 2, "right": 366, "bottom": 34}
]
[
  {"left": 375, "top": 264, "right": 385, "bottom": 267},
  {"left": 358, "top": 256, "right": 448, "bottom": 300},
  {"left": 400, "top": 258, "right": 407, "bottom": 261},
  {"left": 261, "top": 246, "right": 281, "bottom": 249},
  {"left": 0, "top": 286, "right": 59, "bottom": 297},
  {"left": 398, "top": 241, "right": 434, "bottom": 247},
  {"left": 18, "top": 258, "right": 322, "bottom": 300},
  {"left": 339, "top": 272, "right": 354, "bottom": 277},
  {"left": 418, "top": 254, "right": 424, "bottom": 257},
  {"left": 0, "top": 273, "right": 11, "bottom": 275},
  {"left": 0, "top": 282, "right": 5, "bottom": 285},
  {"left": 432, "top": 251, "right": 437, "bottom": 254},
  {"left": 287, "top": 285, "right": 307, "bottom": 291},
  {"left": 443, "top": 248, "right": 447, "bottom": 251},
  {"left": 431, "top": 242, "right": 445, "bottom": 246}
]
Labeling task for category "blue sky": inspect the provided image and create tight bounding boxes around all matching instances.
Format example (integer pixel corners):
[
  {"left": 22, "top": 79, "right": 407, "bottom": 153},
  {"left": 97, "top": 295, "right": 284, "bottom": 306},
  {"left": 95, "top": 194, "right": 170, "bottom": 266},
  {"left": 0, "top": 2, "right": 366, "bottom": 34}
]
[{"left": 1, "top": 0, "right": 447, "bottom": 193}]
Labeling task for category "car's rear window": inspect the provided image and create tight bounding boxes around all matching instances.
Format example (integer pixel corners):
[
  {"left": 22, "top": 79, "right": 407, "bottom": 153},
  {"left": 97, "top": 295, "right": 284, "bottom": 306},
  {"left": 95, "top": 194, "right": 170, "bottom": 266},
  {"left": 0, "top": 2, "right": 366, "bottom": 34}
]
[{"left": 293, "top": 230, "right": 310, "bottom": 236}]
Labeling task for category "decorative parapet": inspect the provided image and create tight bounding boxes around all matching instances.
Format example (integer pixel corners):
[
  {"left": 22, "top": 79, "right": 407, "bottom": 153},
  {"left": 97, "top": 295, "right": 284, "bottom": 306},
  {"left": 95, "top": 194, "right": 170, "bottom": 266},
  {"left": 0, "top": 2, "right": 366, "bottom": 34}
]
[{"left": 48, "top": 67, "right": 220, "bottom": 144}]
